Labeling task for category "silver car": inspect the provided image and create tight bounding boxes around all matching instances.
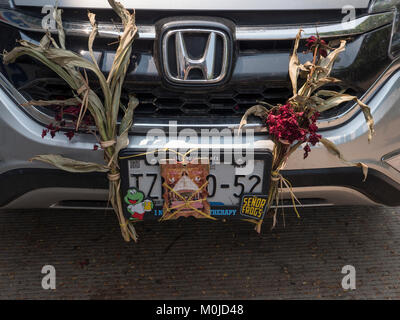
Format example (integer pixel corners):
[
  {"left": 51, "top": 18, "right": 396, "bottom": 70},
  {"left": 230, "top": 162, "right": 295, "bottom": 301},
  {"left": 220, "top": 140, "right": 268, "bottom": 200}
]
[{"left": 1, "top": 0, "right": 400, "bottom": 214}]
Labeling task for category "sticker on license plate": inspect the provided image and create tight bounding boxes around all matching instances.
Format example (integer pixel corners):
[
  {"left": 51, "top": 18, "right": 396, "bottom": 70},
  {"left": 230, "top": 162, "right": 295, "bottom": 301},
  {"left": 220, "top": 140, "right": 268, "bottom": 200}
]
[
  {"left": 161, "top": 160, "right": 211, "bottom": 220},
  {"left": 119, "top": 151, "right": 272, "bottom": 221}
]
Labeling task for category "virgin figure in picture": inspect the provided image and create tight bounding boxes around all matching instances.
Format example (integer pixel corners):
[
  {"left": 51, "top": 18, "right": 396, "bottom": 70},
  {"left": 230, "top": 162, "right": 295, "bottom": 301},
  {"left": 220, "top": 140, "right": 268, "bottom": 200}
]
[{"left": 161, "top": 161, "right": 211, "bottom": 220}]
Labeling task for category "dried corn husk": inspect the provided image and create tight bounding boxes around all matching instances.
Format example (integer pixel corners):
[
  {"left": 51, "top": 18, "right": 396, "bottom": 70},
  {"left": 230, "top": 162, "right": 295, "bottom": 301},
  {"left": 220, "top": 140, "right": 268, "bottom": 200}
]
[
  {"left": 240, "top": 29, "right": 374, "bottom": 232},
  {"left": 3, "top": 0, "right": 138, "bottom": 242}
]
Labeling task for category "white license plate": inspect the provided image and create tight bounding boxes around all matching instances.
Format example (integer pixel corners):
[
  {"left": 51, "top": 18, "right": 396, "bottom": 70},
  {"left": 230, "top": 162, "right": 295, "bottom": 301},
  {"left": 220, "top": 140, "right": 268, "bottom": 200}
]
[{"left": 127, "top": 159, "right": 266, "bottom": 207}]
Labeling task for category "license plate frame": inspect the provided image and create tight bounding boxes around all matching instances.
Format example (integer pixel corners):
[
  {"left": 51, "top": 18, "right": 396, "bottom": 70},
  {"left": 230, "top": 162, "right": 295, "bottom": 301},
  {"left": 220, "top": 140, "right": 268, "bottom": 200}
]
[{"left": 119, "top": 149, "right": 273, "bottom": 221}]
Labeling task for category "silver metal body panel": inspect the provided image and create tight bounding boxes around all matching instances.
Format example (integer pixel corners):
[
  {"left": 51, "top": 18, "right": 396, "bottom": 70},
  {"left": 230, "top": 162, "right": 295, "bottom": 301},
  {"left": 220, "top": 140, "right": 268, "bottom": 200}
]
[{"left": 3, "top": 188, "right": 109, "bottom": 209}]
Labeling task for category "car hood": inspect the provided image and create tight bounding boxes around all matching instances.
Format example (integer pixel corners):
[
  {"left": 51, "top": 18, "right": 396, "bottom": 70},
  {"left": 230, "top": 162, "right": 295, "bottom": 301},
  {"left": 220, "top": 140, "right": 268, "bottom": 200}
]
[{"left": 13, "top": 0, "right": 370, "bottom": 10}]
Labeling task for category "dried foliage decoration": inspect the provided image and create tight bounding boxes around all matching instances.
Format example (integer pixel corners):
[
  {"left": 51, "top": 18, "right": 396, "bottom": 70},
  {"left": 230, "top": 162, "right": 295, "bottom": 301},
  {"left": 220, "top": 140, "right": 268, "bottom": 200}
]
[
  {"left": 3, "top": 0, "right": 139, "bottom": 242},
  {"left": 239, "top": 30, "right": 374, "bottom": 232}
]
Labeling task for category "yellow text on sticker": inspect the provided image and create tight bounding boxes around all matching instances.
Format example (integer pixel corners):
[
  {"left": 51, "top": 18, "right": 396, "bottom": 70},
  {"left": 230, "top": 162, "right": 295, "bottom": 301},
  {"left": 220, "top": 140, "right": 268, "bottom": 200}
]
[{"left": 241, "top": 196, "right": 267, "bottom": 219}]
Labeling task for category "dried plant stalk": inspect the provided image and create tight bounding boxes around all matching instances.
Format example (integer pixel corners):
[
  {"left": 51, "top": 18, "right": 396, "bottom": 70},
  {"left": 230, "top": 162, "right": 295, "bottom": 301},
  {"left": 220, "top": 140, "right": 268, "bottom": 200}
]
[
  {"left": 3, "top": 0, "right": 138, "bottom": 242},
  {"left": 241, "top": 30, "right": 374, "bottom": 232}
]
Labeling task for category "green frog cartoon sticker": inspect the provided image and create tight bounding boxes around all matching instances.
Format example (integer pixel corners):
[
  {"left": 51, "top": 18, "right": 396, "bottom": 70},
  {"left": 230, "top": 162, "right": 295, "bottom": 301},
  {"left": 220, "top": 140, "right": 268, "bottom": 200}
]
[{"left": 124, "top": 187, "right": 154, "bottom": 220}]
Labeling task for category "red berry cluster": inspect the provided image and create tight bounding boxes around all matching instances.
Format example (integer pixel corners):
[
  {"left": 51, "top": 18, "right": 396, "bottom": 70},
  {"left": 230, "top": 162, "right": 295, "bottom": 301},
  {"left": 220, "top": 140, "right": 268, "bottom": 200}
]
[
  {"left": 266, "top": 103, "right": 321, "bottom": 158},
  {"left": 303, "top": 111, "right": 322, "bottom": 159},
  {"left": 41, "top": 122, "right": 60, "bottom": 139},
  {"left": 266, "top": 104, "right": 306, "bottom": 143},
  {"left": 40, "top": 104, "right": 96, "bottom": 149}
]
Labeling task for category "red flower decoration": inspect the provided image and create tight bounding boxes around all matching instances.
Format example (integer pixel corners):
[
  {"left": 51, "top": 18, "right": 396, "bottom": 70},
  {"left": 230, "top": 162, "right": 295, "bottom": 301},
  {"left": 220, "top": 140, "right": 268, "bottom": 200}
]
[
  {"left": 305, "top": 36, "right": 317, "bottom": 48},
  {"left": 266, "top": 104, "right": 321, "bottom": 159},
  {"left": 63, "top": 105, "right": 81, "bottom": 116},
  {"left": 39, "top": 103, "right": 91, "bottom": 141},
  {"left": 266, "top": 104, "right": 307, "bottom": 144},
  {"left": 55, "top": 113, "right": 62, "bottom": 122},
  {"left": 303, "top": 144, "right": 311, "bottom": 159},
  {"left": 306, "top": 36, "right": 328, "bottom": 58},
  {"left": 64, "top": 130, "right": 75, "bottom": 141},
  {"left": 42, "top": 123, "right": 61, "bottom": 139}
]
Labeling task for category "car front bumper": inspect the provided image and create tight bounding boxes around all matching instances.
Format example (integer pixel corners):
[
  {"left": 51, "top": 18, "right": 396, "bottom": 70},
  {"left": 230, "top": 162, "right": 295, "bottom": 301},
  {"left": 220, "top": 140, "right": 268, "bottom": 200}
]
[{"left": 2, "top": 65, "right": 400, "bottom": 209}]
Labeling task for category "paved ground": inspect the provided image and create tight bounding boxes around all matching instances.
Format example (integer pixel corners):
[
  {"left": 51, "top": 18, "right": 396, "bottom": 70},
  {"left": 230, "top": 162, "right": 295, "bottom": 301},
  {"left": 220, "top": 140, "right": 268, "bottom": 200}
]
[{"left": 0, "top": 206, "right": 399, "bottom": 299}]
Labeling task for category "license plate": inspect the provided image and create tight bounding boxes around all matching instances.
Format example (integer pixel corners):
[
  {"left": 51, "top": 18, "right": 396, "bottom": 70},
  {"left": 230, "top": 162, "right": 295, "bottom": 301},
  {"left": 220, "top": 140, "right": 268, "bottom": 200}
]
[{"left": 119, "top": 150, "right": 272, "bottom": 221}]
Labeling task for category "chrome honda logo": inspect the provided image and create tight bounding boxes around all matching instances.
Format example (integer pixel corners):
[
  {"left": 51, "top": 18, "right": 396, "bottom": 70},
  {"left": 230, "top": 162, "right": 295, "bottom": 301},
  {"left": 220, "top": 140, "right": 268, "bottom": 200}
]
[{"left": 162, "top": 28, "right": 229, "bottom": 84}]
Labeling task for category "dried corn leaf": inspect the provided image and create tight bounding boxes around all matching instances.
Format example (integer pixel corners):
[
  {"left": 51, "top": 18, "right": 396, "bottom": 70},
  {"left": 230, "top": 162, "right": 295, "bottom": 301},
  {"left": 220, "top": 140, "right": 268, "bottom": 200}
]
[
  {"left": 88, "top": 12, "right": 100, "bottom": 71},
  {"left": 108, "top": 0, "right": 132, "bottom": 26},
  {"left": 21, "top": 97, "right": 80, "bottom": 107},
  {"left": 39, "top": 33, "right": 51, "bottom": 50},
  {"left": 107, "top": 17, "right": 137, "bottom": 87},
  {"left": 311, "top": 77, "right": 342, "bottom": 92},
  {"left": 357, "top": 99, "right": 375, "bottom": 142},
  {"left": 119, "top": 95, "right": 139, "bottom": 136},
  {"left": 314, "top": 91, "right": 374, "bottom": 141},
  {"left": 104, "top": 3, "right": 136, "bottom": 135},
  {"left": 299, "top": 61, "right": 313, "bottom": 78},
  {"left": 308, "top": 95, "right": 326, "bottom": 108},
  {"left": 314, "top": 92, "right": 356, "bottom": 112},
  {"left": 288, "top": 29, "right": 303, "bottom": 96},
  {"left": 239, "top": 105, "right": 269, "bottom": 132},
  {"left": 44, "top": 32, "right": 60, "bottom": 49},
  {"left": 3, "top": 0, "right": 138, "bottom": 242},
  {"left": 320, "top": 138, "right": 368, "bottom": 181},
  {"left": 3, "top": 46, "right": 77, "bottom": 89},
  {"left": 109, "top": 95, "right": 139, "bottom": 166},
  {"left": 54, "top": 8, "right": 66, "bottom": 49},
  {"left": 30, "top": 154, "right": 109, "bottom": 173},
  {"left": 13, "top": 38, "right": 109, "bottom": 107},
  {"left": 44, "top": 47, "right": 108, "bottom": 84},
  {"left": 316, "top": 40, "right": 346, "bottom": 80}
]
